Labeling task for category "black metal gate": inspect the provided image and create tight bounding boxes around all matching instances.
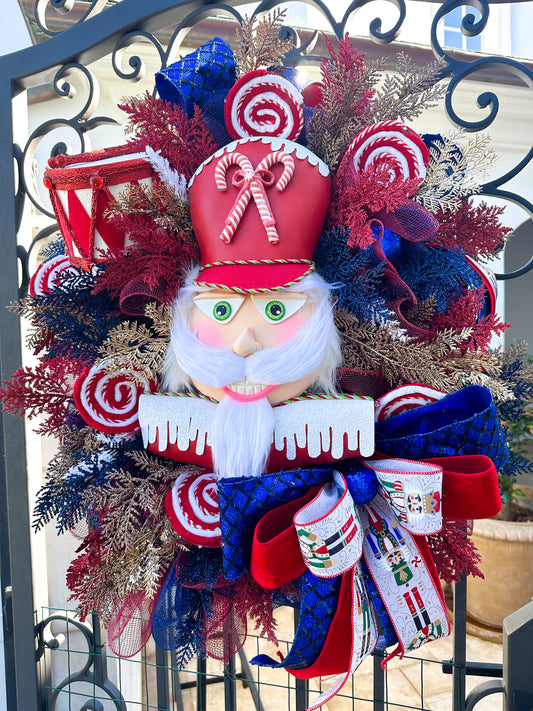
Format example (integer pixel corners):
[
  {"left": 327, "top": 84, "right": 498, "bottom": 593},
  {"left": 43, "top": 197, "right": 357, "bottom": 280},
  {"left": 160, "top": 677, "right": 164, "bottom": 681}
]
[{"left": 1, "top": 1, "right": 532, "bottom": 710}]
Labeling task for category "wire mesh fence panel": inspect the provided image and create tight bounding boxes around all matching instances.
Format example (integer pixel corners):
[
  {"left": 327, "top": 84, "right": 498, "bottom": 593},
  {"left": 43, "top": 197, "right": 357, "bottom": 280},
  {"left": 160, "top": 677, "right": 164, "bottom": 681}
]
[{"left": 35, "top": 604, "right": 506, "bottom": 711}]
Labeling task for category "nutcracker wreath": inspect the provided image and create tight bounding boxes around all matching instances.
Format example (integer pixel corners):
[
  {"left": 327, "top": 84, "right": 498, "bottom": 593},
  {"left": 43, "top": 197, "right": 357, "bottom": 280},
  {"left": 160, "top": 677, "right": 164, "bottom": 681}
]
[{"left": 3, "top": 12, "right": 533, "bottom": 709}]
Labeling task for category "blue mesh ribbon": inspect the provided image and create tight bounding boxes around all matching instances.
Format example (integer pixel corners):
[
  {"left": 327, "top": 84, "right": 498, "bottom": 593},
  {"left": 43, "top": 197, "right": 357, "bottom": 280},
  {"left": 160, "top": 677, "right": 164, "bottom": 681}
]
[
  {"left": 375, "top": 384, "right": 509, "bottom": 470},
  {"left": 151, "top": 559, "right": 211, "bottom": 663}
]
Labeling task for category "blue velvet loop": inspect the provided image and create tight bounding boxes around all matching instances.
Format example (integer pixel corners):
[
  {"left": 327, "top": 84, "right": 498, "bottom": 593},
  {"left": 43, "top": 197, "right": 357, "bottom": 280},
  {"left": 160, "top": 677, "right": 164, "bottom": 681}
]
[
  {"left": 217, "top": 467, "right": 333, "bottom": 581},
  {"left": 375, "top": 384, "right": 509, "bottom": 470},
  {"left": 155, "top": 37, "right": 236, "bottom": 119}
]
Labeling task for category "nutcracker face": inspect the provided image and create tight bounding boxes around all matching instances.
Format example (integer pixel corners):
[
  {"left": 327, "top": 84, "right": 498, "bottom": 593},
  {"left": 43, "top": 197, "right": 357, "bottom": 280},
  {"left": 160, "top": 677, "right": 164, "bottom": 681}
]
[
  {"left": 161, "top": 271, "right": 341, "bottom": 478},
  {"left": 407, "top": 493, "right": 423, "bottom": 514},
  {"left": 189, "top": 288, "right": 318, "bottom": 405},
  {"left": 164, "top": 271, "right": 340, "bottom": 404}
]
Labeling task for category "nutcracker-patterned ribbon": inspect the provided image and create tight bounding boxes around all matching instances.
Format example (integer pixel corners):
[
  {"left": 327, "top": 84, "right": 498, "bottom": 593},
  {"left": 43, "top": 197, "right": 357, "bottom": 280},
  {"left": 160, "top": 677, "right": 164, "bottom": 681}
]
[{"left": 252, "top": 460, "right": 449, "bottom": 710}]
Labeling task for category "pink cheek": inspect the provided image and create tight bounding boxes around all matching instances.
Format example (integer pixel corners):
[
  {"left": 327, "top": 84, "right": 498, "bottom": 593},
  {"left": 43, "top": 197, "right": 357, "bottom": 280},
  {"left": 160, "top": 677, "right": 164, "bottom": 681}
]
[
  {"left": 192, "top": 315, "right": 226, "bottom": 348},
  {"left": 271, "top": 316, "right": 306, "bottom": 347}
]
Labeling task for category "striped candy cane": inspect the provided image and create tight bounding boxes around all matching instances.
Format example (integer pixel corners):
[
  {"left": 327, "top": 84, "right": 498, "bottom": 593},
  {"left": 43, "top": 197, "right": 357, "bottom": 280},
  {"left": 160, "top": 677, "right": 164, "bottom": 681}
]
[
  {"left": 215, "top": 152, "right": 255, "bottom": 243},
  {"left": 215, "top": 151, "right": 295, "bottom": 244}
]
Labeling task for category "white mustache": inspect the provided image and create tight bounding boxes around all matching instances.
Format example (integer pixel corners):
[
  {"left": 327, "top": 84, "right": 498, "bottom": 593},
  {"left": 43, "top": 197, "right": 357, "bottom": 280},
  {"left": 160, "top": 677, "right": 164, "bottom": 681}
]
[{"left": 170, "top": 300, "right": 332, "bottom": 390}]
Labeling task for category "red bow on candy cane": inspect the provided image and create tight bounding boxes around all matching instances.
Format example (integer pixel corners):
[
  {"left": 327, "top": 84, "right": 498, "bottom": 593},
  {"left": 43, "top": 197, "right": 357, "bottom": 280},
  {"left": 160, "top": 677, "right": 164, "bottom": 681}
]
[{"left": 215, "top": 150, "right": 295, "bottom": 244}]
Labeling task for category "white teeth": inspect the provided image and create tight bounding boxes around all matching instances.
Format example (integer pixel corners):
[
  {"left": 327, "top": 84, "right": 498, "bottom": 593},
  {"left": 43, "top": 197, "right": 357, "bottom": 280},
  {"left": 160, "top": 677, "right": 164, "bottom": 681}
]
[{"left": 227, "top": 377, "right": 266, "bottom": 396}]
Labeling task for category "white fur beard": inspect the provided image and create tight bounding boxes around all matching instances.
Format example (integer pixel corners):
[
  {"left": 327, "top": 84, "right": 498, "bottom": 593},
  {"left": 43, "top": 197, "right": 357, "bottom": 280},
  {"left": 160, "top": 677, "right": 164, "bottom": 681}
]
[{"left": 210, "top": 396, "right": 275, "bottom": 479}]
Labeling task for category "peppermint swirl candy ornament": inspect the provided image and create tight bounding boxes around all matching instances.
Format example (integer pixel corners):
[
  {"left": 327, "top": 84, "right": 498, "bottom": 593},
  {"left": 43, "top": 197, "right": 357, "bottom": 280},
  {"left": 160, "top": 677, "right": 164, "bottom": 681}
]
[
  {"left": 29, "top": 255, "right": 77, "bottom": 297},
  {"left": 374, "top": 384, "right": 446, "bottom": 422},
  {"left": 74, "top": 361, "right": 150, "bottom": 434},
  {"left": 344, "top": 120, "right": 430, "bottom": 191},
  {"left": 224, "top": 69, "right": 304, "bottom": 141},
  {"left": 165, "top": 471, "right": 221, "bottom": 547}
]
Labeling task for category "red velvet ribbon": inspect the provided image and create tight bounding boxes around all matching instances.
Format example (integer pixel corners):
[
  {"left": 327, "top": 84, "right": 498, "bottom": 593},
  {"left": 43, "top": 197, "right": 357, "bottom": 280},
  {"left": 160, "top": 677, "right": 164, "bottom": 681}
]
[
  {"left": 250, "top": 453, "right": 499, "bottom": 679},
  {"left": 423, "top": 455, "right": 501, "bottom": 520}
]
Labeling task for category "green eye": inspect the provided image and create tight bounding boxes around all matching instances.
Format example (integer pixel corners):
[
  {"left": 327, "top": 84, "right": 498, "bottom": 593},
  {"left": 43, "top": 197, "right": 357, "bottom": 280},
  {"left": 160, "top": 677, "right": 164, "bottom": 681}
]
[
  {"left": 194, "top": 295, "right": 245, "bottom": 323},
  {"left": 251, "top": 295, "right": 306, "bottom": 323},
  {"left": 265, "top": 300, "right": 286, "bottom": 322},
  {"left": 213, "top": 301, "right": 231, "bottom": 321}
]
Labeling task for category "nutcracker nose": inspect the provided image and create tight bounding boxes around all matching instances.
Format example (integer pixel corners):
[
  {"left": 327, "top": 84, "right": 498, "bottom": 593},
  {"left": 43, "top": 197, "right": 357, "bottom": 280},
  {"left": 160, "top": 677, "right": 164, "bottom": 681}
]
[{"left": 232, "top": 327, "right": 260, "bottom": 357}]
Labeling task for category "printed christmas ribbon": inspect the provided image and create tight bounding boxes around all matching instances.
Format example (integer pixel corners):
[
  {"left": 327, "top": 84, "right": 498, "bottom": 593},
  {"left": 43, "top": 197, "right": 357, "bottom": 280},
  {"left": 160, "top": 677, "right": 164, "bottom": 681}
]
[
  {"left": 365, "top": 459, "right": 442, "bottom": 534},
  {"left": 294, "top": 470, "right": 364, "bottom": 577},
  {"left": 360, "top": 492, "right": 448, "bottom": 662},
  {"left": 253, "top": 459, "right": 448, "bottom": 709},
  {"left": 294, "top": 462, "right": 442, "bottom": 576}
]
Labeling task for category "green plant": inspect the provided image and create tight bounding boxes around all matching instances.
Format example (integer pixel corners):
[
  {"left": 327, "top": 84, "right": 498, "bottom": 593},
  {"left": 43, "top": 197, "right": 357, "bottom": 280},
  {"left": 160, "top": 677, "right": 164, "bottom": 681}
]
[{"left": 496, "top": 348, "right": 533, "bottom": 519}]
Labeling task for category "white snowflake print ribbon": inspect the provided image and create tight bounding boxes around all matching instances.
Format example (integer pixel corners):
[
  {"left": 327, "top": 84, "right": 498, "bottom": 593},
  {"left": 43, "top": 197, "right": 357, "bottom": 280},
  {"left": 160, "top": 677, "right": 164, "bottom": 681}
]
[{"left": 214, "top": 150, "right": 294, "bottom": 244}]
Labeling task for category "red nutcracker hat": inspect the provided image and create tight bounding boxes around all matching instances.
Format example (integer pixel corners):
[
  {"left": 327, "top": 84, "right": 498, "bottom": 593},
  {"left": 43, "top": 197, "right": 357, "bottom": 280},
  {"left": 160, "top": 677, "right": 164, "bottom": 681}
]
[{"left": 187, "top": 137, "right": 331, "bottom": 292}]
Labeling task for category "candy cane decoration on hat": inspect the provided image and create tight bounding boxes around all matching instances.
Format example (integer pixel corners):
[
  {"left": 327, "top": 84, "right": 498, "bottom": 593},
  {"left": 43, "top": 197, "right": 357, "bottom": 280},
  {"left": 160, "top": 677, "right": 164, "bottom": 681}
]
[{"left": 215, "top": 150, "right": 295, "bottom": 244}]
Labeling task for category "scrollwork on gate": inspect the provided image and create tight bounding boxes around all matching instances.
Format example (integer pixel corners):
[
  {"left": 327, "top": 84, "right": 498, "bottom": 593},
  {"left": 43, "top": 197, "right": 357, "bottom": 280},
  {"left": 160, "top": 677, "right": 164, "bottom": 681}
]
[{"left": 35, "top": 611, "right": 126, "bottom": 711}]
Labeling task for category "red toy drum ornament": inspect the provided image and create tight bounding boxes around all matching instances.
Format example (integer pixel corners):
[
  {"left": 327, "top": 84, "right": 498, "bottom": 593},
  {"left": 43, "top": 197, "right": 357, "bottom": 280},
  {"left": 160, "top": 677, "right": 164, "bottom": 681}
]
[
  {"left": 44, "top": 144, "right": 154, "bottom": 267},
  {"left": 188, "top": 137, "right": 331, "bottom": 291}
]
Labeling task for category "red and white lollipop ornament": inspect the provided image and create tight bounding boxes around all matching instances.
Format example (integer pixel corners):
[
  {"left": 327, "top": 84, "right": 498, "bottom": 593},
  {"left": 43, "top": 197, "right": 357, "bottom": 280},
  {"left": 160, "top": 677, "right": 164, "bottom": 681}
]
[
  {"left": 29, "top": 255, "right": 78, "bottom": 297},
  {"left": 342, "top": 120, "right": 430, "bottom": 193},
  {"left": 374, "top": 384, "right": 446, "bottom": 422},
  {"left": 165, "top": 471, "right": 221, "bottom": 547},
  {"left": 74, "top": 360, "right": 152, "bottom": 434},
  {"left": 224, "top": 69, "right": 304, "bottom": 141}
]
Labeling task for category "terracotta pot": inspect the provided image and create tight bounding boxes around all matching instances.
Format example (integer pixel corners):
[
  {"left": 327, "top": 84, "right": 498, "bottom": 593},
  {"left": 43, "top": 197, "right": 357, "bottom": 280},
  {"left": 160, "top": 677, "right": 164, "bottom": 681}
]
[{"left": 467, "top": 517, "right": 533, "bottom": 629}]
